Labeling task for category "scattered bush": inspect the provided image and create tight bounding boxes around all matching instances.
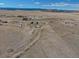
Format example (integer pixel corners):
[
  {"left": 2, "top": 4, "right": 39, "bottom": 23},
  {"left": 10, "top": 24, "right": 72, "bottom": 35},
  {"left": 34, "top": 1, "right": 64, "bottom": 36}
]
[{"left": 23, "top": 18, "right": 28, "bottom": 21}]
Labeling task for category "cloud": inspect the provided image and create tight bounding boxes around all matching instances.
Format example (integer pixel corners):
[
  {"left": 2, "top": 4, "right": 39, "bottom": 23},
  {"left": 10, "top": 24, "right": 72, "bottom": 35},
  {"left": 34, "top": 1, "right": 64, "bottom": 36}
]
[
  {"left": 51, "top": 3, "right": 69, "bottom": 6},
  {"left": 0, "top": 3, "right": 5, "bottom": 6},
  {"left": 18, "top": 4, "right": 24, "bottom": 7},
  {"left": 42, "top": 3, "right": 79, "bottom": 7},
  {"left": 34, "top": 2, "right": 40, "bottom": 5},
  {"left": 42, "top": 3, "right": 68, "bottom": 7}
]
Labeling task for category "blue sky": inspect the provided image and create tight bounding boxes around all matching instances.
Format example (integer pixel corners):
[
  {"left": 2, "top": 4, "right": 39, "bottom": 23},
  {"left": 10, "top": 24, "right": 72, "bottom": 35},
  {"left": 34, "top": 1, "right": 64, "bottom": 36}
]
[{"left": 0, "top": 0, "right": 79, "bottom": 10}]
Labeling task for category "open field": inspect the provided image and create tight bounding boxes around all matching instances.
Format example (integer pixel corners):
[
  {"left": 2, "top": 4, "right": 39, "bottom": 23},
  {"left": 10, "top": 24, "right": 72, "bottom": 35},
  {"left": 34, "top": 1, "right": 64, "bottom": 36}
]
[{"left": 0, "top": 10, "right": 79, "bottom": 58}]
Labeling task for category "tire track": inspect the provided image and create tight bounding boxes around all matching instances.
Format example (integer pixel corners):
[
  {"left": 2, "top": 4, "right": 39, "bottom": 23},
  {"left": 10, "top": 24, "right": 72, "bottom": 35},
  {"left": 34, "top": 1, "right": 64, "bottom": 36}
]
[{"left": 11, "top": 28, "right": 42, "bottom": 58}]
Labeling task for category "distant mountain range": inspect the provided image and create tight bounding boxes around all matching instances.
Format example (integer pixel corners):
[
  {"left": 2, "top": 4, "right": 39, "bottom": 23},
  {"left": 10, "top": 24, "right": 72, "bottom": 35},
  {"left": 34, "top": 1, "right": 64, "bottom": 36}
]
[{"left": 0, "top": 7, "right": 79, "bottom": 13}]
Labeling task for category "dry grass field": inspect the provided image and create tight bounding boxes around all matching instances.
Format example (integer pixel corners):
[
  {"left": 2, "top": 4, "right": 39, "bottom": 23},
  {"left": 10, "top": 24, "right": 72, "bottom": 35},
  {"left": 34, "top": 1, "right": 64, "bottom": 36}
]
[{"left": 0, "top": 10, "right": 79, "bottom": 58}]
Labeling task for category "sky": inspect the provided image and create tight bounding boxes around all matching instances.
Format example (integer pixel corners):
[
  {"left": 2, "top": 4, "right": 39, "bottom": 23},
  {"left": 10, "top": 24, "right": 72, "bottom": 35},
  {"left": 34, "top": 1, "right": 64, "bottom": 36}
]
[{"left": 0, "top": 0, "right": 79, "bottom": 10}]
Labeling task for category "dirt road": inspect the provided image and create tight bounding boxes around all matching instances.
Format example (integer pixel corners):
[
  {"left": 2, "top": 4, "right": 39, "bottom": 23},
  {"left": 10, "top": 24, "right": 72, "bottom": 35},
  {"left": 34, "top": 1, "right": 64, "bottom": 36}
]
[{"left": 0, "top": 11, "right": 79, "bottom": 58}]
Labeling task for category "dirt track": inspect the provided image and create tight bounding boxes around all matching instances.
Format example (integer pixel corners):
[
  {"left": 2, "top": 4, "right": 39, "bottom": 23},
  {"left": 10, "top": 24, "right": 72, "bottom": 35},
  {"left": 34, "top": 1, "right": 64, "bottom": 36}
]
[{"left": 0, "top": 10, "right": 79, "bottom": 58}]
